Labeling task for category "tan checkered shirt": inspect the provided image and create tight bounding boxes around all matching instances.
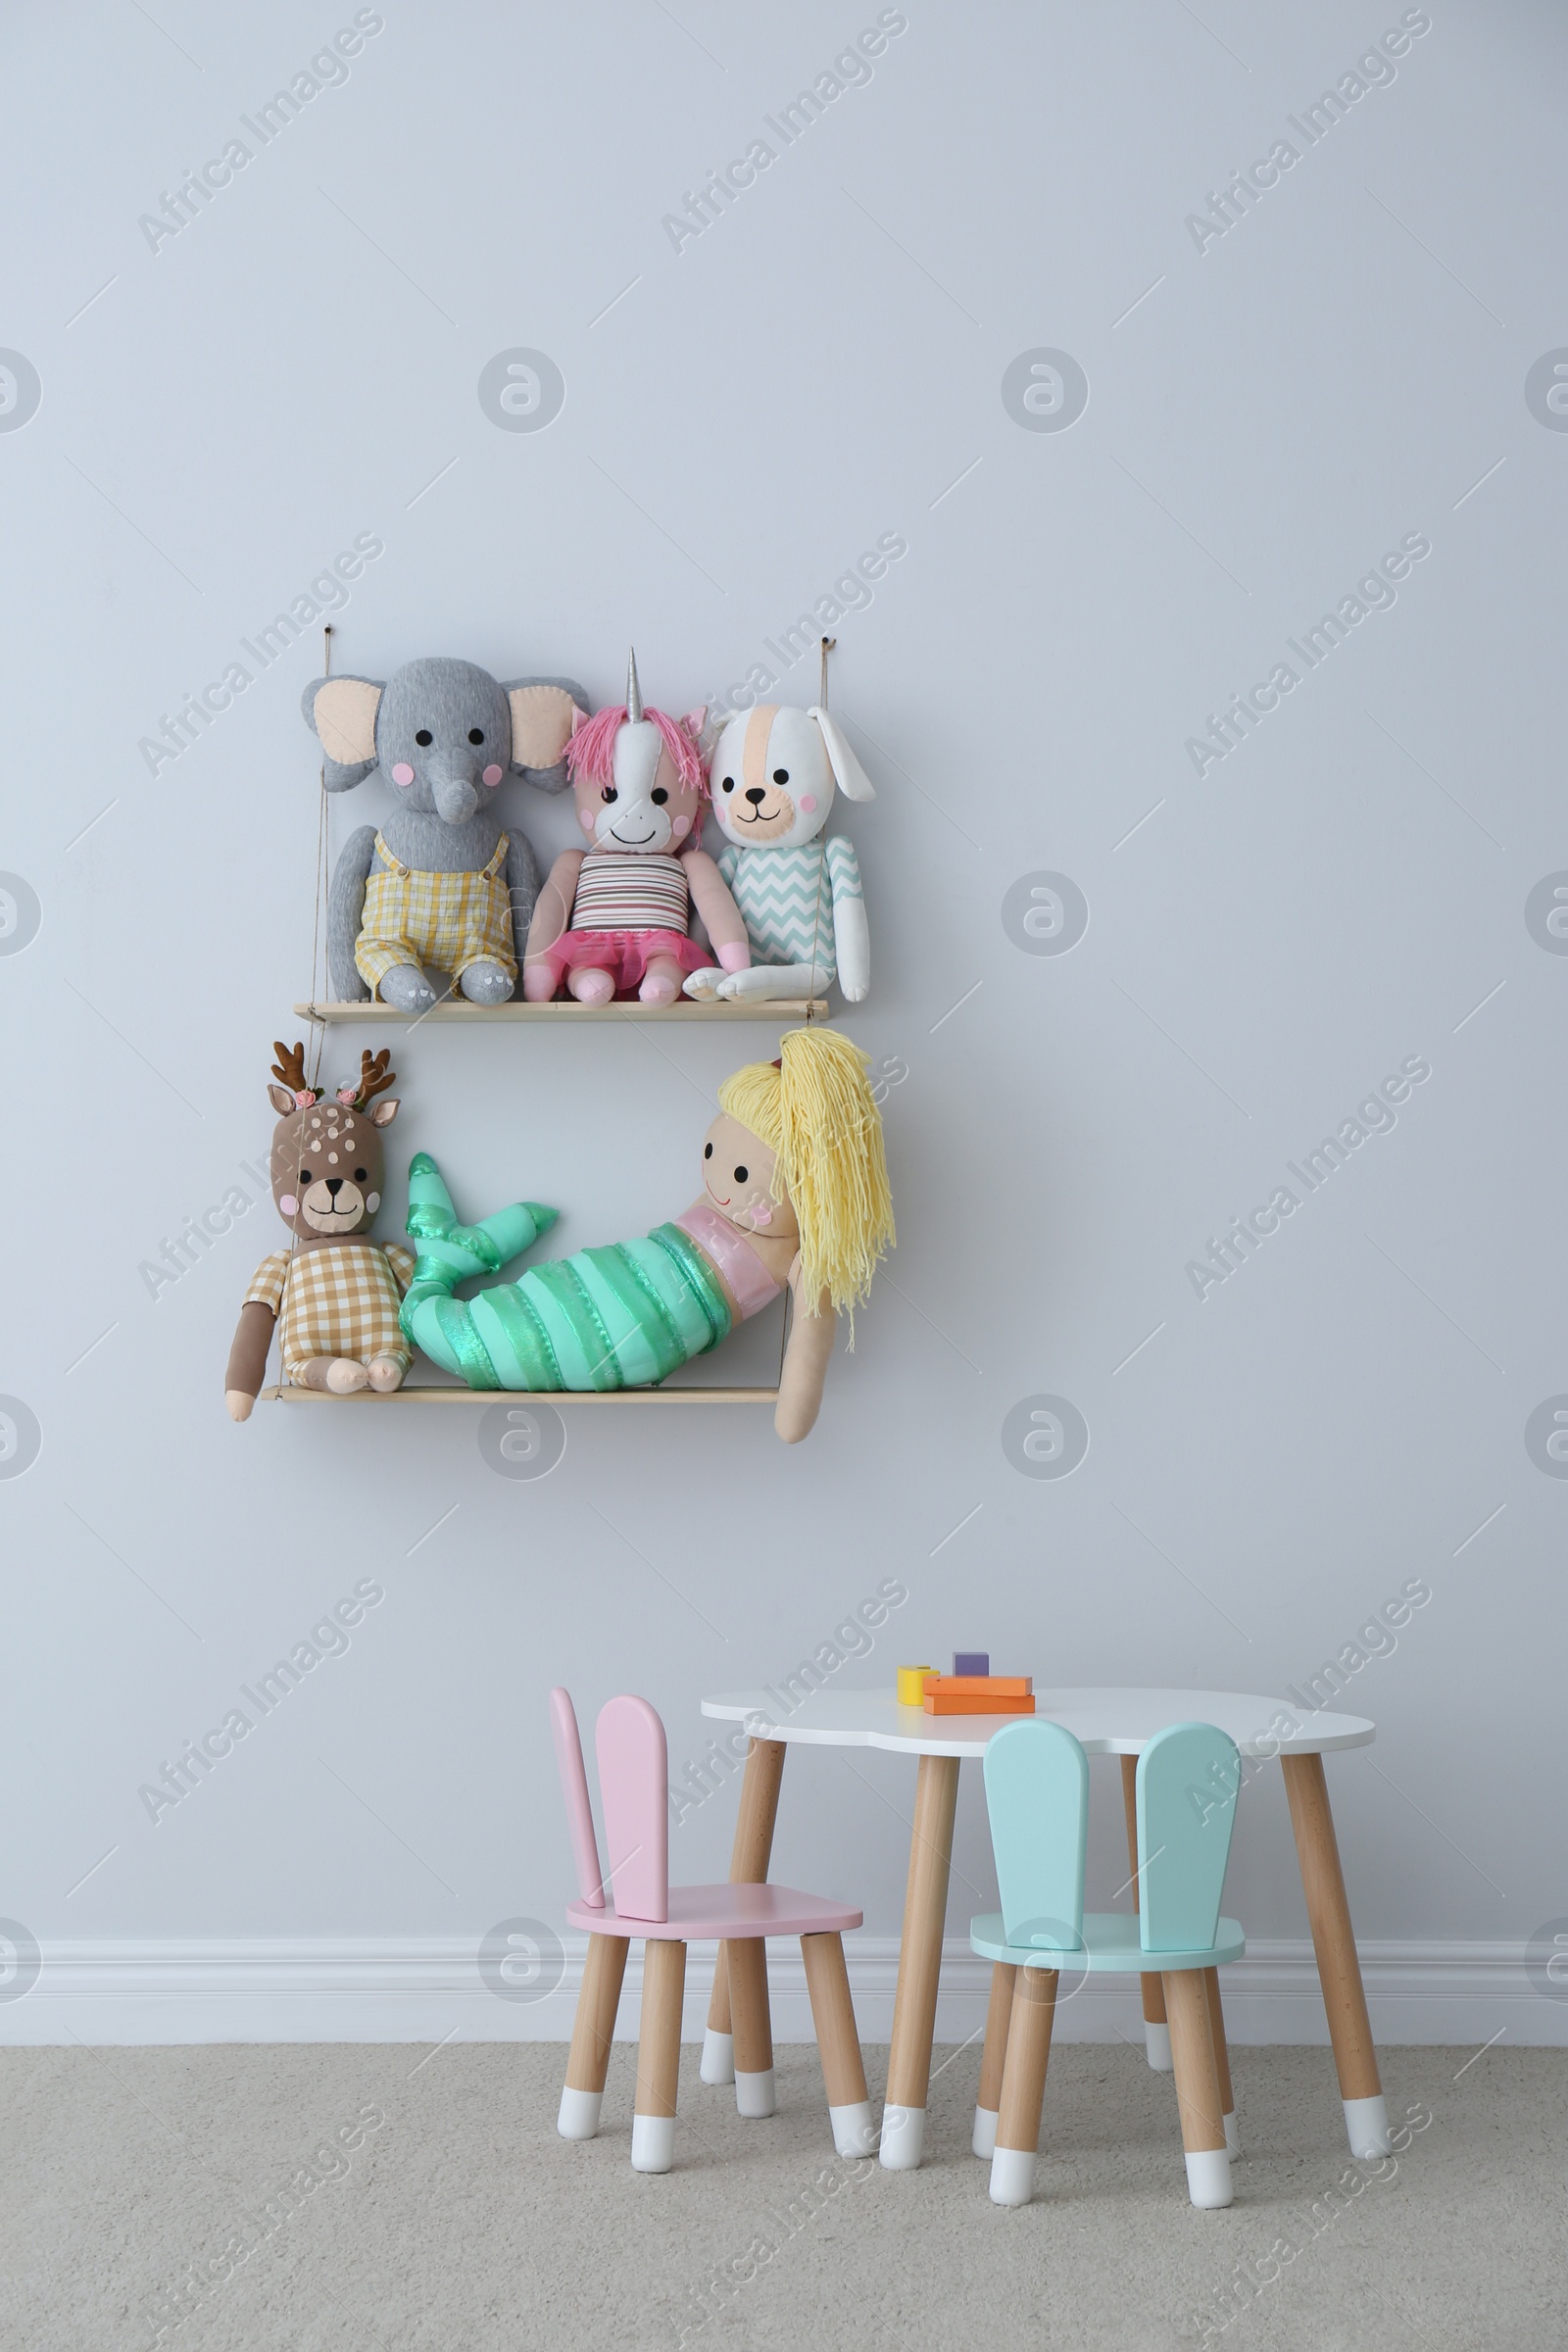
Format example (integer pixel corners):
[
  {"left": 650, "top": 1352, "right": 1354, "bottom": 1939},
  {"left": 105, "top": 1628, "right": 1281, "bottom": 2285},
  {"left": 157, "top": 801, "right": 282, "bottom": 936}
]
[{"left": 245, "top": 1243, "right": 416, "bottom": 1379}]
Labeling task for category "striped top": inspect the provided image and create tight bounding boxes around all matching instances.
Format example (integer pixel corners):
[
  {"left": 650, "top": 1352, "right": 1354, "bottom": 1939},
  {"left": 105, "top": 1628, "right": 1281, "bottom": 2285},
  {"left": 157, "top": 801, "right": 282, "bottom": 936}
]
[{"left": 572, "top": 851, "right": 690, "bottom": 934}]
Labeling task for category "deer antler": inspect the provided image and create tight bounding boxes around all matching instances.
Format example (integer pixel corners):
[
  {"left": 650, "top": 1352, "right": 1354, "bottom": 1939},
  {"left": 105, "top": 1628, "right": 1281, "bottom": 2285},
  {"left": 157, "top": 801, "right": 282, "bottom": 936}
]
[
  {"left": 356, "top": 1049, "right": 396, "bottom": 1107},
  {"left": 270, "top": 1040, "right": 311, "bottom": 1096}
]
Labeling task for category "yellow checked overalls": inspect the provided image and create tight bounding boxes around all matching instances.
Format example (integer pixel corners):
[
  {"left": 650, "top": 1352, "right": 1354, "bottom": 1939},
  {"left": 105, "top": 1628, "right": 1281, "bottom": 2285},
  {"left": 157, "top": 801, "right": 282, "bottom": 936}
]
[{"left": 355, "top": 833, "right": 515, "bottom": 996}]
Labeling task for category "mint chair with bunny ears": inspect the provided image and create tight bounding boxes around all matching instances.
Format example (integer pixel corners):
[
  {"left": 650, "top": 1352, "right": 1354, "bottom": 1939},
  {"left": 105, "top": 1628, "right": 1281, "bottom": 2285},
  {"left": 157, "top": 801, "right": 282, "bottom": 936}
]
[
  {"left": 550, "top": 1689, "right": 873, "bottom": 2173},
  {"left": 970, "top": 1718, "right": 1245, "bottom": 2210}
]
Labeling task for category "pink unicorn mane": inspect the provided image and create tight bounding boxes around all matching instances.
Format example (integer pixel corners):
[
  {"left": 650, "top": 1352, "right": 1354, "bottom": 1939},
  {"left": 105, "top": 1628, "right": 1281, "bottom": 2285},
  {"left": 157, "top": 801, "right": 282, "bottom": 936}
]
[{"left": 565, "top": 705, "right": 708, "bottom": 793}]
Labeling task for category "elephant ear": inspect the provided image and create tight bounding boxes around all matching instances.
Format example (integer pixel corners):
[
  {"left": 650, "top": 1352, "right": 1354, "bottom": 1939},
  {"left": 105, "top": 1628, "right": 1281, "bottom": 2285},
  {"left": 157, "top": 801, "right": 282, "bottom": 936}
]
[
  {"left": 504, "top": 676, "right": 590, "bottom": 793},
  {"left": 302, "top": 674, "right": 383, "bottom": 789}
]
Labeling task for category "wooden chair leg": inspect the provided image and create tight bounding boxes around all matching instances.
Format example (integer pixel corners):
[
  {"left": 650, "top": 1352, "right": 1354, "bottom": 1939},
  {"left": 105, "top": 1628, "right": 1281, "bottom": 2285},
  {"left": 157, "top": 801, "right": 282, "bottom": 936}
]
[
  {"left": 1204, "top": 1967, "right": 1238, "bottom": 2153},
  {"left": 973, "top": 1961, "right": 1017, "bottom": 2157},
  {"left": 802, "top": 1932, "right": 873, "bottom": 2156},
  {"left": 727, "top": 1936, "right": 775, "bottom": 2118},
  {"left": 1281, "top": 1750, "right": 1389, "bottom": 2157},
  {"left": 632, "top": 1937, "right": 686, "bottom": 2174},
  {"left": 882, "top": 1751, "right": 960, "bottom": 2170},
  {"left": 989, "top": 1967, "right": 1057, "bottom": 2206},
  {"left": 558, "top": 1932, "right": 628, "bottom": 2139},
  {"left": 704, "top": 1737, "right": 787, "bottom": 2086},
  {"left": 1164, "top": 1968, "right": 1232, "bottom": 2208},
  {"left": 1121, "top": 1754, "right": 1170, "bottom": 2069}
]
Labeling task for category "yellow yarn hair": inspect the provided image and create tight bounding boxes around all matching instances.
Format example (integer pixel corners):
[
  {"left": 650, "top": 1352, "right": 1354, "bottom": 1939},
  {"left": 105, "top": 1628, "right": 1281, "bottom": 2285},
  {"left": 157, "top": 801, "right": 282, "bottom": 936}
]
[{"left": 718, "top": 1027, "right": 895, "bottom": 1328}]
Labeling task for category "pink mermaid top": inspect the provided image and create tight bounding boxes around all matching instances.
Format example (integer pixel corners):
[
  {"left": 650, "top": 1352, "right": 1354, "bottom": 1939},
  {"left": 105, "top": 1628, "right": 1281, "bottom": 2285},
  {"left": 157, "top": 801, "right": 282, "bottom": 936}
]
[{"left": 673, "top": 1200, "right": 785, "bottom": 1321}]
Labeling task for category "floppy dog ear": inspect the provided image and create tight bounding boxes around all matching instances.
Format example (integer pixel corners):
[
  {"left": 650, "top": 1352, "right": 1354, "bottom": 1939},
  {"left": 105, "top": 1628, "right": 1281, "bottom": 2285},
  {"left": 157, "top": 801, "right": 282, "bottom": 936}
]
[{"left": 808, "top": 707, "right": 875, "bottom": 803}]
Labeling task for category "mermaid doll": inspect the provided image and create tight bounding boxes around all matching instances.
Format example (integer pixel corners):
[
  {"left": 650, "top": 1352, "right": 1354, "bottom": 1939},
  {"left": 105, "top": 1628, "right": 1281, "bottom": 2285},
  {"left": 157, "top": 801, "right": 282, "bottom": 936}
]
[{"left": 400, "top": 1026, "right": 894, "bottom": 1442}]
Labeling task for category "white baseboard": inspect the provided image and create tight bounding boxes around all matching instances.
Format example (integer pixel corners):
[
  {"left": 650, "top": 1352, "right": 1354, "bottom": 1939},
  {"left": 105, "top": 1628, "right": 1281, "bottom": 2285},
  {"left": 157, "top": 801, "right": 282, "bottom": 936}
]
[{"left": 3, "top": 1936, "right": 1560, "bottom": 2047}]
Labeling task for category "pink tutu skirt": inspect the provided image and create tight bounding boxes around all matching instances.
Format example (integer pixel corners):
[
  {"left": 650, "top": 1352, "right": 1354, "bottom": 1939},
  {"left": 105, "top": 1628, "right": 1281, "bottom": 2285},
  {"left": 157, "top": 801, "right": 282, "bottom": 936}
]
[{"left": 535, "top": 927, "right": 713, "bottom": 998}]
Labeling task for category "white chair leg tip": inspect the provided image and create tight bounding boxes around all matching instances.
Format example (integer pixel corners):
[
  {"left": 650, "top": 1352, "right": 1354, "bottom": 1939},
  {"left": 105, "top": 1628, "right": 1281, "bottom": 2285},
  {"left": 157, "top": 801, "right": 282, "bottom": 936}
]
[
  {"left": 1224, "top": 2109, "right": 1241, "bottom": 2157},
  {"left": 1185, "top": 2148, "right": 1234, "bottom": 2209},
  {"left": 735, "top": 2067, "right": 776, "bottom": 2119},
  {"left": 700, "top": 2028, "right": 734, "bottom": 2086},
  {"left": 555, "top": 2097, "right": 606, "bottom": 2154},
  {"left": 972, "top": 2104, "right": 999, "bottom": 2160},
  {"left": 630, "top": 2114, "right": 676, "bottom": 2174},
  {"left": 989, "top": 2145, "right": 1037, "bottom": 2206},
  {"left": 1144, "top": 2020, "right": 1173, "bottom": 2071},
  {"left": 557, "top": 2085, "right": 603, "bottom": 2141},
  {"left": 1344, "top": 2093, "right": 1391, "bottom": 2159},
  {"left": 878, "top": 2105, "right": 925, "bottom": 2171},
  {"left": 829, "top": 2100, "right": 877, "bottom": 2159}
]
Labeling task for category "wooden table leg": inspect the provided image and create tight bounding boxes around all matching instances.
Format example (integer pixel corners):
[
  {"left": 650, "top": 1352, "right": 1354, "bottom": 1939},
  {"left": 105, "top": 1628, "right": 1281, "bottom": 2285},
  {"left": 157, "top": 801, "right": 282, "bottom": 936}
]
[
  {"left": 881, "top": 1751, "right": 960, "bottom": 2171},
  {"left": 1164, "top": 1967, "right": 1232, "bottom": 2207},
  {"left": 802, "top": 1930, "right": 874, "bottom": 2157},
  {"left": 632, "top": 1936, "right": 686, "bottom": 2173},
  {"left": 703, "top": 1736, "right": 786, "bottom": 2086},
  {"left": 989, "top": 1966, "right": 1057, "bottom": 2206},
  {"left": 972, "top": 1960, "right": 1017, "bottom": 2158},
  {"left": 1281, "top": 1750, "right": 1389, "bottom": 2157},
  {"left": 1120, "top": 1753, "right": 1170, "bottom": 2070},
  {"left": 558, "top": 1931, "right": 628, "bottom": 2139}
]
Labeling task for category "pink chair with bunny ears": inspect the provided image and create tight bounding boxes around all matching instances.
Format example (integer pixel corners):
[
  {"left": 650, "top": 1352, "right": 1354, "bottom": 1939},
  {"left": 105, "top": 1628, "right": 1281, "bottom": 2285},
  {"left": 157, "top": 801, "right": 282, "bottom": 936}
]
[{"left": 550, "top": 1689, "right": 872, "bottom": 2174}]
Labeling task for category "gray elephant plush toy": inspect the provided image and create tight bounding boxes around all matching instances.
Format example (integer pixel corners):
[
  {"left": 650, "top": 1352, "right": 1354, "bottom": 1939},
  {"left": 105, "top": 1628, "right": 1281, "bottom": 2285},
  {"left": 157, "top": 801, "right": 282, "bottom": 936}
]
[{"left": 303, "top": 658, "right": 589, "bottom": 1010}]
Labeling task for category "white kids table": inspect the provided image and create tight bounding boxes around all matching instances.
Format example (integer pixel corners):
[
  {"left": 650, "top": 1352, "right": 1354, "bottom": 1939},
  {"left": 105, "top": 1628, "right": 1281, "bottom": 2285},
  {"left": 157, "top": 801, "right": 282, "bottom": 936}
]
[{"left": 700, "top": 1685, "right": 1386, "bottom": 2171}]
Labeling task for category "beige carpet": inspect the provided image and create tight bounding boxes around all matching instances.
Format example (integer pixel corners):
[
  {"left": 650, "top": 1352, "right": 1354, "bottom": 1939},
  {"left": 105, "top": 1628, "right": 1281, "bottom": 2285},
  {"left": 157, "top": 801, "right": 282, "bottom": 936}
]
[{"left": 5, "top": 2039, "right": 1563, "bottom": 2351}]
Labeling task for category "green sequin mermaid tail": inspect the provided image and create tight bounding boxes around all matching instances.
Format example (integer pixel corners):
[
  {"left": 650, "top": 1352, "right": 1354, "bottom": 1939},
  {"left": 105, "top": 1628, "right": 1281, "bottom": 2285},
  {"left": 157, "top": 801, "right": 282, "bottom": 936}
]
[{"left": 398, "top": 1152, "right": 733, "bottom": 1391}]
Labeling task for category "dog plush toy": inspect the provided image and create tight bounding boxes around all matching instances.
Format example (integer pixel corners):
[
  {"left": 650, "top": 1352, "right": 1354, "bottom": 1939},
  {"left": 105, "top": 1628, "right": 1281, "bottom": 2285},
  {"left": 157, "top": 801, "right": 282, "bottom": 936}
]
[
  {"left": 683, "top": 703, "right": 874, "bottom": 1004},
  {"left": 225, "top": 1045, "right": 417, "bottom": 1418},
  {"left": 522, "top": 651, "right": 750, "bottom": 1004},
  {"left": 399, "top": 1027, "right": 893, "bottom": 1442}
]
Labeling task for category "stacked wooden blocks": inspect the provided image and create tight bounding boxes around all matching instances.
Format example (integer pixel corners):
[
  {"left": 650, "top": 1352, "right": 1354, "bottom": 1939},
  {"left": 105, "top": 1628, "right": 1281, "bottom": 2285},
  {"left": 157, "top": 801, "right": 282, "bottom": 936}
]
[{"left": 896, "top": 1653, "right": 1036, "bottom": 1716}]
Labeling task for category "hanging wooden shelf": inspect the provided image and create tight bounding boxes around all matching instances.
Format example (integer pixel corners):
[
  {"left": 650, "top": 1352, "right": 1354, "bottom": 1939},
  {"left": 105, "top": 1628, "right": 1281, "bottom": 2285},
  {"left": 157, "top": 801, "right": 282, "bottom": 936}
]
[
  {"left": 293, "top": 999, "right": 828, "bottom": 1025},
  {"left": 261, "top": 1383, "right": 779, "bottom": 1404}
]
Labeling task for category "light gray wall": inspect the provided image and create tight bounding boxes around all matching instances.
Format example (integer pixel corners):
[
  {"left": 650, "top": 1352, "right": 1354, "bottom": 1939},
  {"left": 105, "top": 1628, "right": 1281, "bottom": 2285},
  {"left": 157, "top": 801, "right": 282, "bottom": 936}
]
[{"left": 2, "top": 0, "right": 1562, "bottom": 2010}]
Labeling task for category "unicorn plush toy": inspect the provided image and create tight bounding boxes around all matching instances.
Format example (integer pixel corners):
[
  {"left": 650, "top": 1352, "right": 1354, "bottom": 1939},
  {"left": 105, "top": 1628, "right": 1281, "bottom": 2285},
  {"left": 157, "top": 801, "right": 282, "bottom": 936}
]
[
  {"left": 522, "top": 652, "right": 750, "bottom": 1004},
  {"left": 683, "top": 702, "right": 874, "bottom": 1004}
]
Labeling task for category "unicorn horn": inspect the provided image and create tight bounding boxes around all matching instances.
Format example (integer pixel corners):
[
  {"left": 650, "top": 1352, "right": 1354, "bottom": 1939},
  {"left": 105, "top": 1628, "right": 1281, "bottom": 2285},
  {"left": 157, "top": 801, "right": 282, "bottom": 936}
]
[{"left": 625, "top": 646, "right": 643, "bottom": 723}]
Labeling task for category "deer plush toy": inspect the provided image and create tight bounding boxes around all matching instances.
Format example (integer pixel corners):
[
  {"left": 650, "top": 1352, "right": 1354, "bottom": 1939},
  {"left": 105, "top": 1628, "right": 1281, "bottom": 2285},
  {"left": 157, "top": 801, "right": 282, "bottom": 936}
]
[
  {"left": 522, "top": 650, "right": 750, "bottom": 1004},
  {"left": 225, "top": 1045, "right": 415, "bottom": 1420}
]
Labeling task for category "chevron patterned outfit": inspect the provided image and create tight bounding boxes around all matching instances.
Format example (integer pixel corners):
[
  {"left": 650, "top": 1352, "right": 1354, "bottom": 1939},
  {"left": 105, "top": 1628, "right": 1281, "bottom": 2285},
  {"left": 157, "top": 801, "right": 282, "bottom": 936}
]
[{"left": 715, "top": 837, "right": 862, "bottom": 981}]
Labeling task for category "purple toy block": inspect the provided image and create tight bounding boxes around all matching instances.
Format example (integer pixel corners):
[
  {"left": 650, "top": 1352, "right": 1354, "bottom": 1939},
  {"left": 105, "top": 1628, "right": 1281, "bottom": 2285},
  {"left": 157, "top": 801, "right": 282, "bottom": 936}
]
[{"left": 952, "top": 1650, "right": 989, "bottom": 1677}]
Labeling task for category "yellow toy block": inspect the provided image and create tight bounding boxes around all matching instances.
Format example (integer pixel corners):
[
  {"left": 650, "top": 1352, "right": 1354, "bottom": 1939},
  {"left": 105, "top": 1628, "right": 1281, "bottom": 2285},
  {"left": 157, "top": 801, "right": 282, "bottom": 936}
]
[{"left": 897, "top": 1664, "right": 936, "bottom": 1707}]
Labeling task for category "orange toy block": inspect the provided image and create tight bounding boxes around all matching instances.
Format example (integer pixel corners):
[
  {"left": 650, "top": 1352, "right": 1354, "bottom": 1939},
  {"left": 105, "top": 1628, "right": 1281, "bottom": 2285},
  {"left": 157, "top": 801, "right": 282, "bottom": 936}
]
[
  {"left": 921, "top": 1675, "right": 1033, "bottom": 1698},
  {"left": 923, "top": 1692, "right": 1037, "bottom": 1716}
]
